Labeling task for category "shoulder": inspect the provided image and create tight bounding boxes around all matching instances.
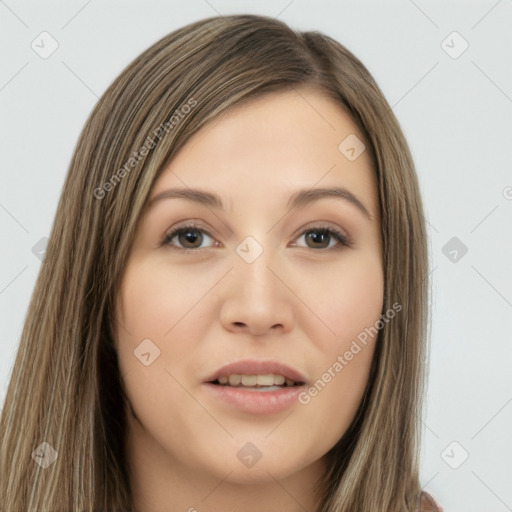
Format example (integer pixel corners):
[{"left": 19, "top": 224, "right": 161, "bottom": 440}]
[{"left": 416, "top": 491, "right": 442, "bottom": 512}]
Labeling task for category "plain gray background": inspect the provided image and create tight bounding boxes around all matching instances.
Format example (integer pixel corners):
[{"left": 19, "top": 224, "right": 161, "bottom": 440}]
[{"left": 1, "top": 1, "right": 511, "bottom": 510}]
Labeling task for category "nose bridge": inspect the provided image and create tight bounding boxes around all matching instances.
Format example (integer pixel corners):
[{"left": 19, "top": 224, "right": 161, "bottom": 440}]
[
  {"left": 219, "top": 233, "right": 294, "bottom": 334},
  {"left": 234, "top": 234, "right": 280, "bottom": 298}
]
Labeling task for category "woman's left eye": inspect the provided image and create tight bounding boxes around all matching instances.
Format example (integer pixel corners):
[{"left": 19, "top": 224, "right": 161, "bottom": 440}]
[
  {"left": 161, "top": 224, "right": 351, "bottom": 251},
  {"left": 293, "top": 226, "right": 351, "bottom": 250}
]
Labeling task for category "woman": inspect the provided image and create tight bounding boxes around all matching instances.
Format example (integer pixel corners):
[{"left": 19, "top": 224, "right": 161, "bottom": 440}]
[{"left": 0, "top": 14, "right": 441, "bottom": 512}]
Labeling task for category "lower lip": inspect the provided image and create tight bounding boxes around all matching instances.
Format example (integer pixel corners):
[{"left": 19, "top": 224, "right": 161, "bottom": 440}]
[{"left": 202, "top": 383, "right": 305, "bottom": 415}]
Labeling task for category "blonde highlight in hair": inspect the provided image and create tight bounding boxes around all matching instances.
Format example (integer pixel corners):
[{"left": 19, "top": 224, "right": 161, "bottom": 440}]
[{"left": 1, "top": 14, "right": 429, "bottom": 512}]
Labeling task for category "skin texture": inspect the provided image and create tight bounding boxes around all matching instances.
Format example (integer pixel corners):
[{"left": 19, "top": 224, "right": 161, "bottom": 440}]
[{"left": 115, "top": 87, "right": 384, "bottom": 512}]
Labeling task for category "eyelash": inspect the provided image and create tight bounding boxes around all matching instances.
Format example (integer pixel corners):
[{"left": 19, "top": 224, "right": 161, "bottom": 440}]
[{"left": 161, "top": 222, "right": 352, "bottom": 252}]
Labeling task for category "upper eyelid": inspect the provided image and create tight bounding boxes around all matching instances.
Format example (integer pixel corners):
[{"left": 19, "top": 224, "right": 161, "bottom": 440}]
[{"left": 163, "top": 220, "right": 346, "bottom": 238}]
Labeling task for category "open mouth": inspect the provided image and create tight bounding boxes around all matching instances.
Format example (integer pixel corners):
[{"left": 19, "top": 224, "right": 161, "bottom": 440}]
[
  {"left": 209, "top": 373, "right": 305, "bottom": 391},
  {"left": 203, "top": 368, "right": 307, "bottom": 413}
]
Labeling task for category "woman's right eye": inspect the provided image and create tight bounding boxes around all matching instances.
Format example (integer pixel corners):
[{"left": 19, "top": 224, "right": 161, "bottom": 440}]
[{"left": 161, "top": 224, "right": 216, "bottom": 251}]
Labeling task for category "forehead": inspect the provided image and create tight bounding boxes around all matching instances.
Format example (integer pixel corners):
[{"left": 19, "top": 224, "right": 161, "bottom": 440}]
[
  {"left": 194, "top": 86, "right": 366, "bottom": 152},
  {"left": 149, "top": 87, "right": 378, "bottom": 218}
]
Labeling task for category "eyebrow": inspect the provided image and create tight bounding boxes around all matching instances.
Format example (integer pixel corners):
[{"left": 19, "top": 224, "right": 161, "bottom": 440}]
[{"left": 147, "top": 186, "right": 373, "bottom": 220}]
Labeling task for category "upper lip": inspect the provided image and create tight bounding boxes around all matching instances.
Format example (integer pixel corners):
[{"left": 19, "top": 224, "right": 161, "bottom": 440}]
[{"left": 205, "top": 359, "right": 308, "bottom": 384}]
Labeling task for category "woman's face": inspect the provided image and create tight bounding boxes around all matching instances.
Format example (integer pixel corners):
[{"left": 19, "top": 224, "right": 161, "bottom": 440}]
[{"left": 115, "top": 87, "right": 384, "bottom": 501}]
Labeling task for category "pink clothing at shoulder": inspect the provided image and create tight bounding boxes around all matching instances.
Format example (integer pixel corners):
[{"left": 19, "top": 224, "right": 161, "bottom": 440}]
[{"left": 416, "top": 491, "right": 442, "bottom": 511}]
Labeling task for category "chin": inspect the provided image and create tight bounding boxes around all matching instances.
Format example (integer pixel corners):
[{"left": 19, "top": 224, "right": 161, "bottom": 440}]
[{"left": 198, "top": 441, "right": 319, "bottom": 486}]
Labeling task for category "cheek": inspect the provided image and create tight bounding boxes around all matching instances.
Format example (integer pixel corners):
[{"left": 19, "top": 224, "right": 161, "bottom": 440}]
[
  {"left": 116, "top": 258, "right": 206, "bottom": 348},
  {"left": 114, "top": 261, "right": 193, "bottom": 387},
  {"left": 294, "top": 252, "right": 383, "bottom": 439},
  {"left": 114, "top": 256, "right": 229, "bottom": 389},
  {"left": 114, "top": 260, "right": 210, "bottom": 438},
  {"left": 294, "top": 249, "right": 384, "bottom": 346}
]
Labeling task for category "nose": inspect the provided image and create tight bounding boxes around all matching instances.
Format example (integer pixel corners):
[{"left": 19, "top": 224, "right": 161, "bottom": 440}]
[{"left": 219, "top": 247, "right": 295, "bottom": 337}]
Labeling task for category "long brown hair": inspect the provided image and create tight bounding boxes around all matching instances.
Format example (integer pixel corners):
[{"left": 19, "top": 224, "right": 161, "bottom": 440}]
[{"left": 0, "top": 14, "right": 429, "bottom": 511}]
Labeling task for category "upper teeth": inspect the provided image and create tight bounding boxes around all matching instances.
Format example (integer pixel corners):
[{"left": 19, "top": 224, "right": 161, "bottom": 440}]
[{"left": 217, "top": 374, "right": 296, "bottom": 386}]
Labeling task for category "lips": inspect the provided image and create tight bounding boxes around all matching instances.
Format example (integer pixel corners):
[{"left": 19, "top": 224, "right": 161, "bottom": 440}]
[
  {"left": 203, "top": 359, "right": 308, "bottom": 414},
  {"left": 204, "top": 359, "right": 308, "bottom": 386}
]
